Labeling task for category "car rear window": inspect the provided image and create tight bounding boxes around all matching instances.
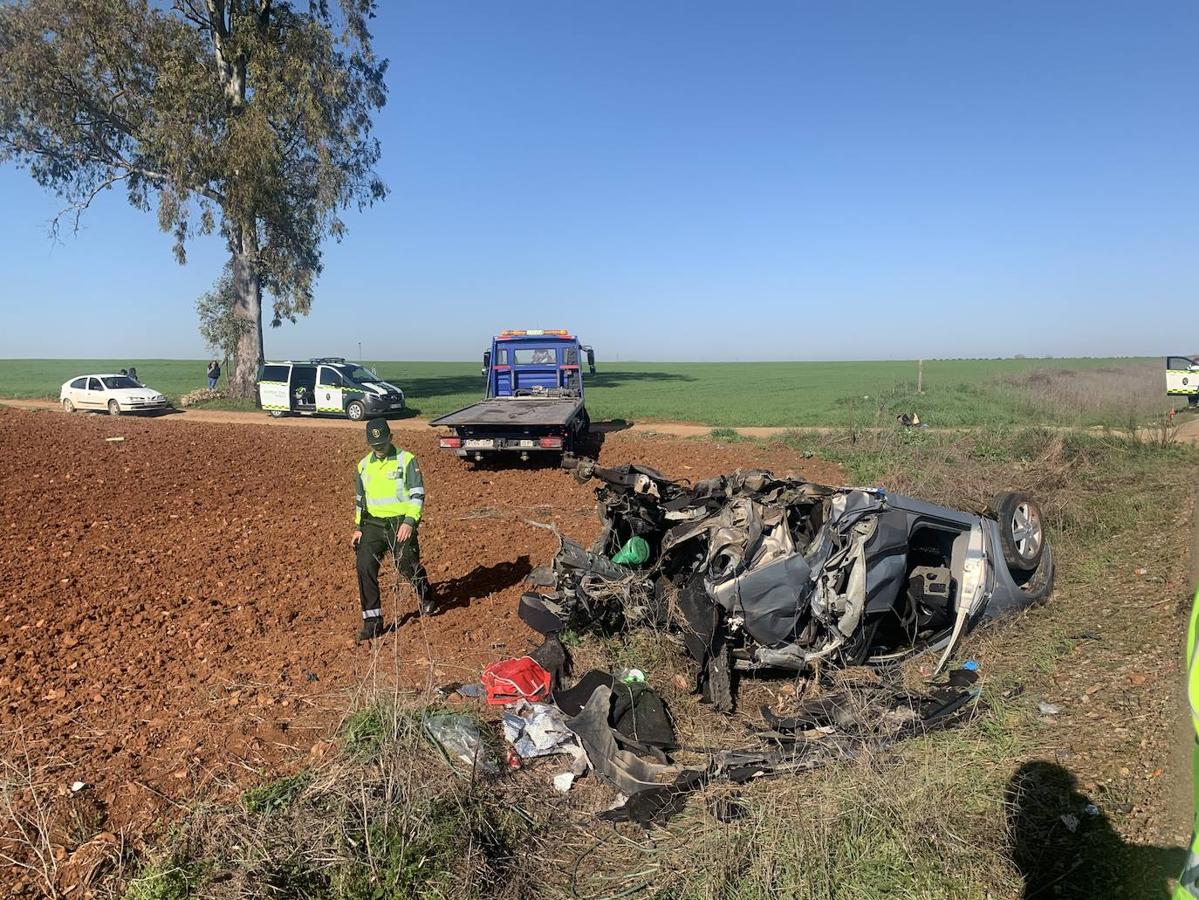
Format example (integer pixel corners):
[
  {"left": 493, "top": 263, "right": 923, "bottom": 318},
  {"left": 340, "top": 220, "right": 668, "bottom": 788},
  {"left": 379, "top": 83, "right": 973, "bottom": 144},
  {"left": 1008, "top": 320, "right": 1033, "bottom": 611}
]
[
  {"left": 70, "top": 377, "right": 86, "bottom": 389},
  {"left": 261, "top": 365, "right": 289, "bottom": 382}
]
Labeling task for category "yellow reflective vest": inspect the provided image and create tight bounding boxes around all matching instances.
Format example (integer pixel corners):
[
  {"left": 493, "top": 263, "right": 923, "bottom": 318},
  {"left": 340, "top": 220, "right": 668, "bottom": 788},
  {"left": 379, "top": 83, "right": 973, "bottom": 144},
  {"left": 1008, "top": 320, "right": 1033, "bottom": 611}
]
[
  {"left": 355, "top": 447, "right": 425, "bottom": 526},
  {"left": 1176, "top": 587, "right": 1199, "bottom": 899}
]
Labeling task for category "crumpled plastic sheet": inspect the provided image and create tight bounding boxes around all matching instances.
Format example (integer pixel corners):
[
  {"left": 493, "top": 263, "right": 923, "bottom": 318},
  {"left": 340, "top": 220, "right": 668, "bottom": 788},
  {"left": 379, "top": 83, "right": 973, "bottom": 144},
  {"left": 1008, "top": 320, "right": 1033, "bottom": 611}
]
[
  {"left": 502, "top": 701, "right": 575, "bottom": 758},
  {"left": 423, "top": 711, "right": 499, "bottom": 775},
  {"left": 500, "top": 700, "right": 589, "bottom": 792}
]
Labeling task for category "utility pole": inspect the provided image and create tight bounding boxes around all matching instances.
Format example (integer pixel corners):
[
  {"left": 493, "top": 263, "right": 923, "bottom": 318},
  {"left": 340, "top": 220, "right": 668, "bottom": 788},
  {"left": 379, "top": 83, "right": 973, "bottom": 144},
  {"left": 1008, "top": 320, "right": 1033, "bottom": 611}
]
[
  {"left": 917, "top": 359, "right": 924, "bottom": 394},
  {"left": 358, "top": 341, "right": 362, "bottom": 362}
]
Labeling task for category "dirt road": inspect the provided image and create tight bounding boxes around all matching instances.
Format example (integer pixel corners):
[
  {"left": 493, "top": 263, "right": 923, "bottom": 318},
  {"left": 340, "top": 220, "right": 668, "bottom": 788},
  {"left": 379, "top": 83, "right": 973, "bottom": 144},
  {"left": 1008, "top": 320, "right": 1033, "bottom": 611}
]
[
  {"left": 0, "top": 406, "right": 841, "bottom": 842},
  {"left": 0, "top": 398, "right": 808, "bottom": 439},
  {"left": 12, "top": 397, "right": 1199, "bottom": 444}
]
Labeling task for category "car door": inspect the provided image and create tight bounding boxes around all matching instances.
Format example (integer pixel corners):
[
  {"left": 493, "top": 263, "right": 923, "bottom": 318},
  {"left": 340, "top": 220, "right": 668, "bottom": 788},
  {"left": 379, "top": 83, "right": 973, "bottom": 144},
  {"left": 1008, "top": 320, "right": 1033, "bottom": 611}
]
[
  {"left": 317, "top": 366, "right": 345, "bottom": 414},
  {"left": 1166, "top": 357, "right": 1199, "bottom": 397},
  {"left": 257, "top": 364, "right": 292, "bottom": 412},
  {"left": 67, "top": 377, "right": 87, "bottom": 406},
  {"left": 84, "top": 377, "right": 104, "bottom": 409}
]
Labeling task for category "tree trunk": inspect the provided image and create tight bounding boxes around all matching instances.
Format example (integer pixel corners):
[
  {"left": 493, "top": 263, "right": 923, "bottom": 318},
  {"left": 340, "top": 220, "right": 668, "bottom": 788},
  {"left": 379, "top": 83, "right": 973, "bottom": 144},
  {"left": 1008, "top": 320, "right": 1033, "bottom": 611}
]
[{"left": 228, "top": 222, "right": 263, "bottom": 399}]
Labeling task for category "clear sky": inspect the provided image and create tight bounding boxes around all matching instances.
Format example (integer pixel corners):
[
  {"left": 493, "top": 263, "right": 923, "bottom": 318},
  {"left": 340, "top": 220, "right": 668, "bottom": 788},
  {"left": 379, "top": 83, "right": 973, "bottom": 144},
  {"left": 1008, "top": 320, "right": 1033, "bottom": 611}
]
[{"left": 1, "top": 1, "right": 1196, "bottom": 361}]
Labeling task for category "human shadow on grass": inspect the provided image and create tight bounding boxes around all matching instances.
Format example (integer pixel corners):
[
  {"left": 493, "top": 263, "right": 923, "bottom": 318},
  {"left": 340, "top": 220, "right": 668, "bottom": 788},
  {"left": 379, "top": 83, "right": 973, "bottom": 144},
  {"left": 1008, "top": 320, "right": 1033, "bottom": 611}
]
[{"left": 1007, "top": 760, "right": 1185, "bottom": 899}]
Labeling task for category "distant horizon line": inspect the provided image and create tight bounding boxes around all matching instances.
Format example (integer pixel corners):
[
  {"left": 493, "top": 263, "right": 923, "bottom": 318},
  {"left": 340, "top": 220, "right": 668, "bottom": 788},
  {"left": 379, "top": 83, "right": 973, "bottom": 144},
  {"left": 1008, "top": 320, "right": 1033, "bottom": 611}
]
[{"left": 0, "top": 354, "right": 1160, "bottom": 364}]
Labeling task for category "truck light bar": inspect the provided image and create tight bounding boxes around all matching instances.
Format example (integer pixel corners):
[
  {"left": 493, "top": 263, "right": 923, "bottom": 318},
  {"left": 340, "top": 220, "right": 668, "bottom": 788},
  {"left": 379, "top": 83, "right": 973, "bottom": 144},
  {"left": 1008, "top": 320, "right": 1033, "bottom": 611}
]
[
  {"left": 439, "top": 437, "right": 463, "bottom": 449},
  {"left": 498, "top": 329, "right": 573, "bottom": 339}
]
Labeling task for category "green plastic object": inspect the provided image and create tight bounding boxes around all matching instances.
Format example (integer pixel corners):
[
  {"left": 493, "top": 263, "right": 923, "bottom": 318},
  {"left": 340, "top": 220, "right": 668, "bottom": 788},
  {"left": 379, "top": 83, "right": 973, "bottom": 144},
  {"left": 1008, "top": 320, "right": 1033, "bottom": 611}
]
[{"left": 611, "top": 536, "right": 650, "bottom": 566}]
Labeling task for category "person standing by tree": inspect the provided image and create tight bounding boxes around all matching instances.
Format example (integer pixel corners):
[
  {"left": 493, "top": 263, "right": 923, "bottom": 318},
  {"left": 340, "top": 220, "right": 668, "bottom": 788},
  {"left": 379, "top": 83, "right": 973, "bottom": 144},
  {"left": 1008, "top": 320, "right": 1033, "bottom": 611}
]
[
  {"left": 207, "top": 360, "right": 221, "bottom": 390},
  {"left": 0, "top": 0, "right": 388, "bottom": 396}
]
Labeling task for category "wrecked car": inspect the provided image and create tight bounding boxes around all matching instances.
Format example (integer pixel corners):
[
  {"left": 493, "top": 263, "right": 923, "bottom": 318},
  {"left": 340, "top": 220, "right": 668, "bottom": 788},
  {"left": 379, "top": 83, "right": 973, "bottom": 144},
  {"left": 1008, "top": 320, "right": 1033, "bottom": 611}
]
[{"left": 521, "top": 460, "right": 1054, "bottom": 710}]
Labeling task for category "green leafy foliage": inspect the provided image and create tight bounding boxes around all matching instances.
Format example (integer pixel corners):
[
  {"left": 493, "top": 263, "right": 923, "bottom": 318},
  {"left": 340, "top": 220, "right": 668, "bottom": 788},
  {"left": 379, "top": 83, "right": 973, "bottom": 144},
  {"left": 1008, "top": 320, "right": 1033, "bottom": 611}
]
[{"left": 0, "top": 0, "right": 388, "bottom": 396}]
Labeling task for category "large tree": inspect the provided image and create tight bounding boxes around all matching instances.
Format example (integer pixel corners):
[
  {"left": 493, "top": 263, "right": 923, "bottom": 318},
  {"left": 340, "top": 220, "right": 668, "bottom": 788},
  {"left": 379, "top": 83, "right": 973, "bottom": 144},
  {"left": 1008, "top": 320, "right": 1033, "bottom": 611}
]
[{"left": 0, "top": 0, "right": 387, "bottom": 396}]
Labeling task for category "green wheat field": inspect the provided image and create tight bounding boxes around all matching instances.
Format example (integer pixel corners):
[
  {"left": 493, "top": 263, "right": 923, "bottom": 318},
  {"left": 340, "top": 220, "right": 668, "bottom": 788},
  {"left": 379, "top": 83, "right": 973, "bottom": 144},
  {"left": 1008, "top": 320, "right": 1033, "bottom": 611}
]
[{"left": 0, "top": 357, "right": 1170, "bottom": 428}]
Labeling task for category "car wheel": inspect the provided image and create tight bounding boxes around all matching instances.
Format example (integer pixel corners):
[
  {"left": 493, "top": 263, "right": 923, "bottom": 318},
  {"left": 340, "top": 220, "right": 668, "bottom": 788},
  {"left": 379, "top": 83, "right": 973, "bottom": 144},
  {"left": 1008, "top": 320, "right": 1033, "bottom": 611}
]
[
  {"left": 1016, "top": 550, "right": 1055, "bottom": 603},
  {"left": 990, "top": 492, "right": 1044, "bottom": 573},
  {"left": 107, "top": 399, "right": 121, "bottom": 417},
  {"left": 62, "top": 399, "right": 75, "bottom": 413},
  {"left": 346, "top": 401, "right": 365, "bottom": 421},
  {"left": 269, "top": 410, "right": 288, "bottom": 418}
]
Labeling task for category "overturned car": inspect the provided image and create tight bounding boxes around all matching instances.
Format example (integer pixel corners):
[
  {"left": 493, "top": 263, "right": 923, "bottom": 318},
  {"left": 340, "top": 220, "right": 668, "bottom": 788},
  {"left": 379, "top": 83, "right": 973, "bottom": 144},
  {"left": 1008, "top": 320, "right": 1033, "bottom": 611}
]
[{"left": 522, "top": 460, "right": 1054, "bottom": 710}]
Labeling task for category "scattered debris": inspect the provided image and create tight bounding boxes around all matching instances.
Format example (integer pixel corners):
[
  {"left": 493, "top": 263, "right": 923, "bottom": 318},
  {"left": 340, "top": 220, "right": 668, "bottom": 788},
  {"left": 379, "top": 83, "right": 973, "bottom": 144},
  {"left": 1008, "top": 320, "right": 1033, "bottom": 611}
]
[
  {"left": 422, "top": 712, "right": 498, "bottom": 775},
  {"left": 103, "top": 436, "right": 125, "bottom": 443},
  {"left": 500, "top": 701, "right": 576, "bottom": 760},
  {"left": 481, "top": 656, "right": 552, "bottom": 705},
  {"left": 1038, "top": 702, "right": 1063, "bottom": 717},
  {"left": 526, "top": 459, "right": 1054, "bottom": 709}
]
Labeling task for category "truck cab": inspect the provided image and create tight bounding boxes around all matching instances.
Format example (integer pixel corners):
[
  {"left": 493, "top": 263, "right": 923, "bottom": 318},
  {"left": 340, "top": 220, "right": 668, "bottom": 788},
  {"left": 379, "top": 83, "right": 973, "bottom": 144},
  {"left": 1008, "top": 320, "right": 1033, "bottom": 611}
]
[
  {"left": 1166, "top": 356, "right": 1199, "bottom": 406},
  {"left": 483, "top": 330, "right": 596, "bottom": 400},
  {"left": 431, "top": 330, "right": 596, "bottom": 462}
]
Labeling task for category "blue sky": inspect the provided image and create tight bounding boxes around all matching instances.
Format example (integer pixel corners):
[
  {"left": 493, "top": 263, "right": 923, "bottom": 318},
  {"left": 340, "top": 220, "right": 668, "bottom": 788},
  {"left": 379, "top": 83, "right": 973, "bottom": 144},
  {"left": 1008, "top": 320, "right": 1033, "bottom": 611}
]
[{"left": 1, "top": 1, "right": 1196, "bottom": 361}]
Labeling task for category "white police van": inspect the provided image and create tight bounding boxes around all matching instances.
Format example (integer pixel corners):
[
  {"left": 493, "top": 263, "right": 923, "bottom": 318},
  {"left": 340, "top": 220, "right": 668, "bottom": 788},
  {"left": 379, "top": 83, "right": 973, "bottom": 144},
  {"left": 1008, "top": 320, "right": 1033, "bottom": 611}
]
[
  {"left": 256, "top": 358, "right": 406, "bottom": 421},
  {"left": 1167, "top": 356, "right": 1199, "bottom": 407}
]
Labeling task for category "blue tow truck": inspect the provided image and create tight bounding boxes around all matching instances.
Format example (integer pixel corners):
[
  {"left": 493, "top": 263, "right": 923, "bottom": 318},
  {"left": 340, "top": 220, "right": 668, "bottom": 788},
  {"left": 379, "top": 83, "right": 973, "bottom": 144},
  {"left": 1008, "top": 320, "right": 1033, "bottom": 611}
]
[{"left": 431, "top": 330, "right": 596, "bottom": 462}]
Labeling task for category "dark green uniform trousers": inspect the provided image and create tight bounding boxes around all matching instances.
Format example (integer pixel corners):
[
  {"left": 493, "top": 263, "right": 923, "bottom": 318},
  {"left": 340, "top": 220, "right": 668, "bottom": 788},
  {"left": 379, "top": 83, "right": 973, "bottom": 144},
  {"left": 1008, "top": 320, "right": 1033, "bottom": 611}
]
[{"left": 355, "top": 518, "right": 429, "bottom": 617}]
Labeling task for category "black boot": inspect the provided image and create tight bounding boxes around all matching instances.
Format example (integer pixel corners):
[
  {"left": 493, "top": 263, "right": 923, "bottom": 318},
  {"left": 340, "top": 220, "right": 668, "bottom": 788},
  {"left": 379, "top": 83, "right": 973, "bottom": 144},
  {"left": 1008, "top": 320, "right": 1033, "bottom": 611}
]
[
  {"left": 356, "top": 616, "right": 385, "bottom": 641},
  {"left": 419, "top": 590, "right": 436, "bottom": 617}
]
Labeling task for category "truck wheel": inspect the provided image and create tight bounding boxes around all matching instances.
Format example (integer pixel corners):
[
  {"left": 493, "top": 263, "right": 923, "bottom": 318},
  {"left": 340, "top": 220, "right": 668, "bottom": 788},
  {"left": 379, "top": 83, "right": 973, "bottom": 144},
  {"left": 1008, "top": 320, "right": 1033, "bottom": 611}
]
[
  {"left": 990, "top": 492, "right": 1045, "bottom": 573},
  {"left": 107, "top": 399, "right": 121, "bottom": 417},
  {"left": 346, "top": 401, "right": 365, "bottom": 421}
]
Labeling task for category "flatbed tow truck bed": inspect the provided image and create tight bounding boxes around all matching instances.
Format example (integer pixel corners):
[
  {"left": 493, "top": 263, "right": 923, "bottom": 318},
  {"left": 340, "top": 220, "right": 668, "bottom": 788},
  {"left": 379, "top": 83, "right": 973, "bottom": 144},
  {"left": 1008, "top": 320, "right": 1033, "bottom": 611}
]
[{"left": 430, "top": 398, "right": 582, "bottom": 428}]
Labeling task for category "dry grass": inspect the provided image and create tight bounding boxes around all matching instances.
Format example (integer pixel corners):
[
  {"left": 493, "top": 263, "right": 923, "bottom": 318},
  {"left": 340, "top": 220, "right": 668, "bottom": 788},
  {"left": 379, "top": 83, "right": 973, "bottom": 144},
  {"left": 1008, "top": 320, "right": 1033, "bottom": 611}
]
[{"left": 1000, "top": 362, "right": 1175, "bottom": 429}]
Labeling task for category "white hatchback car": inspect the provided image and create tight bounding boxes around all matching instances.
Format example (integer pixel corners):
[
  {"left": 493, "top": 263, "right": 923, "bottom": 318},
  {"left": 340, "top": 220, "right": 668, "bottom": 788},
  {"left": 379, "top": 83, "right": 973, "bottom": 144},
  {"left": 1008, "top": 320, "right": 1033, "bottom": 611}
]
[{"left": 60, "top": 374, "right": 169, "bottom": 416}]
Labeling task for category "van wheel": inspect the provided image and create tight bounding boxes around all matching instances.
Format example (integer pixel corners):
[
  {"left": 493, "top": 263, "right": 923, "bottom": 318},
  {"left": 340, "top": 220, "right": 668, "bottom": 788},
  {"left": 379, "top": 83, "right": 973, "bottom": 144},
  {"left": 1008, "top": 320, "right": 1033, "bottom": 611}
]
[
  {"left": 63, "top": 399, "right": 75, "bottom": 413},
  {"left": 107, "top": 400, "right": 121, "bottom": 417},
  {"left": 346, "top": 401, "right": 365, "bottom": 421},
  {"left": 269, "top": 410, "right": 287, "bottom": 418}
]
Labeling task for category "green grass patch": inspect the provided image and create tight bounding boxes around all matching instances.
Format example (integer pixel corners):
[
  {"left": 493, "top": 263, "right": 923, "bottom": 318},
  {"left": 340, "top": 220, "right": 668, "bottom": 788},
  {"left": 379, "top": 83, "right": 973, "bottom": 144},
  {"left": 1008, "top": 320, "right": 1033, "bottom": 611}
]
[
  {"left": 121, "top": 859, "right": 205, "bottom": 900},
  {"left": 240, "top": 770, "right": 313, "bottom": 815},
  {"left": 0, "top": 356, "right": 1167, "bottom": 427}
]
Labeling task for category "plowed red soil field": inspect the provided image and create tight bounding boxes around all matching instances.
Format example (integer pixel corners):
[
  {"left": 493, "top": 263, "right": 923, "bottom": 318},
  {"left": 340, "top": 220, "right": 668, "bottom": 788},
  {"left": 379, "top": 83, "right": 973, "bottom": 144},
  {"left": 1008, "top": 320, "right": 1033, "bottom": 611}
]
[{"left": 0, "top": 407, "right": 842, "bottom": 847}]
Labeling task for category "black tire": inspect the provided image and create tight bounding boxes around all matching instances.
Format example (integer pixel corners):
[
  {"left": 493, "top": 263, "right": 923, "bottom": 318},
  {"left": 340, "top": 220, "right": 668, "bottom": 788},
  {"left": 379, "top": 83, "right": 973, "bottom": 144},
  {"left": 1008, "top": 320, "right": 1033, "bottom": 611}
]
[
  {"left": 1017, "top": 550, "right": 1055, "bottom": 603},
  {"left": 269, "top": 410, "right": 288, "bottom": 418},
  {"left": 990, "top": 491, "right": 1045, "bottom": 573},
  {"left": 107, "top": 399, "right": 121, "bottom": 417},
  {"left": 346, "top": 400, "right": 366, "bottom": 421},
  {"left": 62, "top": 399, "right": 75, "bottom": 413}
]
